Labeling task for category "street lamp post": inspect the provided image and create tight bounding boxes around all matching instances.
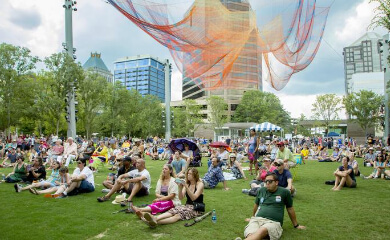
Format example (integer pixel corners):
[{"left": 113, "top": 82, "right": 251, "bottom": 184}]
[
  {"left": 63, "top": 0, "right": 77, "bottom": 139},
  {"left": 164, "top": 59, "right": 172, "bottom": 141}
]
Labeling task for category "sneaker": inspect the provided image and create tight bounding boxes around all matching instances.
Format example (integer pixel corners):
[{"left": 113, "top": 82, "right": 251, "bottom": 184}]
[
  {"left": 242, "top": 189, "right": 250, "bottom": 194},
  {"left": 101, "top": 188, "right": 110, "bottom": 193},
  {"left": 55, "top": 193, "right": 68, "bottom": 199},
  {"left": 14, "top": 183, "right": 22, "bottom": 193}
]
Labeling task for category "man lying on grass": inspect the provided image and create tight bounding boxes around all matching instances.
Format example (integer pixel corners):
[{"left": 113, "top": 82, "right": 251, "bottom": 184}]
[{"left": 236, "top": 173, "right": 305, "bottom": 240}]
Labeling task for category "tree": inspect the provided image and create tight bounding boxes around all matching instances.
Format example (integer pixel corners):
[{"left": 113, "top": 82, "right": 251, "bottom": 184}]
[
  {"left": 78, "top": 70, "right": 109, "bottom": 138},
  {"left": 296, "top": 114, "right": 311, "bottom": 136},
  {"left": 311, "top": 94, "right": 343, "bottom": 134},
  {"left": 172, "top": 99, "right": 203, "bottom": 137},
  {"left": 206, "top": 96, "right": 227, "bottom": 135},
  {"left": 343, "top": 90, "right": 384, "bottom": 135},
  {"left": 369, "top": 0, "right": 390, "bottom": 31},
  {"left": 0, "top": 43, "right": 39, "bottom": 136},
  {"left": 233, "top": 90, "right": 291, "bottom": 129},
  {"left": 38, "top": 52, "right": 84, "bottom": 135}
]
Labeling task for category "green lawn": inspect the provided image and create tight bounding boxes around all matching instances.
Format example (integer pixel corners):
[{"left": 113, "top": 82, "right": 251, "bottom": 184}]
[{"left": 0, "top": 156, "right": 389, "bottom": 240}]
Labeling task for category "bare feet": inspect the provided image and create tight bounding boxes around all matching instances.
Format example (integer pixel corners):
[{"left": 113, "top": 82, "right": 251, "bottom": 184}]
[{"left": 132, "top": 206, "right": 143, "bottom": 219}]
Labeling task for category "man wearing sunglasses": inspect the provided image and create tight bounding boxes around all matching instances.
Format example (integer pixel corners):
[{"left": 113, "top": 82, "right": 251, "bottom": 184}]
[
  {"left": 238, "top": 173, "right": 305, "bottom": 240},
  {"left": 56, "top": 158, "right": 95, "bottom": 198},
  {"left": 273, "top": 159, "right": 295, "bottom": 196}
]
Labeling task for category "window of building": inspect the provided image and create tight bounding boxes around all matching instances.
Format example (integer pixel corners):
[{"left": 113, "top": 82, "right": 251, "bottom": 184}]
[
  {"left": 137, "top": 58, "right": 150, "bottom": 66},
  {"left": 115, "top": 62, "right": 125, "bottom": 69}
]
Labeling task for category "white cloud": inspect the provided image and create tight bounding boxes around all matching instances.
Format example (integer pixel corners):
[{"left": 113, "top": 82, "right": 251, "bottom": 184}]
[{"left": 335, "top": 0, "right": 386, "bottom": 45}]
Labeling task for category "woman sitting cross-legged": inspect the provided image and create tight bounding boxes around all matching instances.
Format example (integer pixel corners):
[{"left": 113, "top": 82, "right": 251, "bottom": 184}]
[
  {"left": 14, "top": 161, "right": 61, "bottom": 193},
  {"left": 140, "top": 168, "right": 204, "bottom": 228},
  {"left": 132, "top": 164, "right": 180, "bottom": 217}
]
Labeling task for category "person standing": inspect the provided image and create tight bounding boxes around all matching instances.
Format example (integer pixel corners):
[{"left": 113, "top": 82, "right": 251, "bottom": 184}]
[{"left": 247, "top": 129, "right": 259, "bottom": 176}]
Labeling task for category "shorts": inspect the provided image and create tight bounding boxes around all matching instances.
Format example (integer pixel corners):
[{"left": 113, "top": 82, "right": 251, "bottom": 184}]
[
  {"left": 250, "top": 180, "right": 263, "bottom": 187},
  {"left": 244, "top": 217, "right": 283, "bottom": 240},
  {"left": 124, "top": 183, "right": 149, "bottom": 197},
  {"left": 67, "top": 180, "right": 95, "bottom": 196},
  {"left": 345, "top": 180, "right": 357, "bottom": 188},
  {"left": 248, "top": 152, "right": 257, "bottom": 163},
  {"left": 39, "top": 181, "right": 57, "bottom": 188}
]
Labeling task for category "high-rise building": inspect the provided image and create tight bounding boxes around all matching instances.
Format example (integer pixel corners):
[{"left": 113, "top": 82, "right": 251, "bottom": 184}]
[
  {"left": 82, "top": 52, "right": 113, "bottom": 83},
  {"left": 113, "top": 55, "right": 168, "bottom": 102},
  {"left": 181, "top": 0, "right": 262, "bottom": 119},
  {"left": 343, "top": 32, "right": 383, "bottom": 95}
]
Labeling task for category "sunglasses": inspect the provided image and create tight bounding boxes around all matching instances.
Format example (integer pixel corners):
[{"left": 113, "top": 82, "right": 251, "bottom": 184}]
[
  {"left": 274, "top": 163, "right": 281, "bottom": 167},
  {"left": 264, "top": 180, "right": 276, "bottom": 184},
  {"left": 77, "top": 161, "right": 82, "bottom": 164},
  {"left": 277, "top": 145, "right": 283, "bottom": 148}
]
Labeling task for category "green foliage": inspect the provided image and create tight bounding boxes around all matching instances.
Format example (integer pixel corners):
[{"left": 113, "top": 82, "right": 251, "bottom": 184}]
[
  {"left": 172, "top": 99, "right": 203, "bottom": 137},
  {"left": 311, "top": 94, "right": 342, "bottom": 133},
  {"left": 206, "top": 96, "right": 228, "bottom": 132},
  {"left": 343, "top": 90, "right": 384, "bottom": 134},
  {"left": 295, "top": 114, "right": 311, "bottom": 136},
  {"left": 369, "top": 0, "right": 390, "bottom": 31},
  {"left": 77, "top": 70, "right": 110, "bottom": 138},
  {"left": 233, "top": 90, "right": 291, "bottom": 129},
  {"left": 0, "top": 43, "right": 39, "bottom": 133}
]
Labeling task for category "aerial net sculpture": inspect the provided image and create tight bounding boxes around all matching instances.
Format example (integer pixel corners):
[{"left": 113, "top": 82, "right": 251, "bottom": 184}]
[{"left": 107, "top": 0, "right": 330, "bottom": 91}]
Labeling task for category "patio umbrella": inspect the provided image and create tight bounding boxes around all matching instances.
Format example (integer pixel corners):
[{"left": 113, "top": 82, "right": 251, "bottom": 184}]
[
  {"left": 209, "top": 141, "right": 231, "bottom": 152},
  {"left": 168, "top": 138, "right": 199, "bottom": 156}
]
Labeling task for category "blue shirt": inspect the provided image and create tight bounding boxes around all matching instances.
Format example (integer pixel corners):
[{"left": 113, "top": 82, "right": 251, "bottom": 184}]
[
  {"left": 171, "top": 159, "right": 186, "bottom": 174},
  {"left": 273, "top": 169, "right": 292, "bottom": 188},
  {"left": 203, "top": 165, "right": 225, "bottom": 188}
]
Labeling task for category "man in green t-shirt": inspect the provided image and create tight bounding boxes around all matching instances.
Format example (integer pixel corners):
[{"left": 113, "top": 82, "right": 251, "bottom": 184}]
[
  {"left": 276, "top": 142, "right": 295, "bottom": 168},
  {"left": 238, "top": 173, "right": 305, "bottom": 240}
]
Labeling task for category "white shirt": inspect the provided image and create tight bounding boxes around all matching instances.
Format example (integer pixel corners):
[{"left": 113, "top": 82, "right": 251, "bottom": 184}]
[
  {"left": 183, "top": 150, "right": 193, "bottom": 158},
  {"left": 127, "top": 169, "right": 151, "bottom": 191},
  {"left": 73, "top": 167, "right": 94, "bottom": 187}
]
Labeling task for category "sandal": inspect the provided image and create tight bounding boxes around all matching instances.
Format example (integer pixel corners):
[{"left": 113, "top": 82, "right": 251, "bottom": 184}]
[
  {"left": 144, "top": 212, "right": 157, "bottom": 228},
  {"left": 29, "top": 188, "right": 38, "bottom": 195},
  {"left": 97, "top": 196, "right": 110, "bottom": 202}
]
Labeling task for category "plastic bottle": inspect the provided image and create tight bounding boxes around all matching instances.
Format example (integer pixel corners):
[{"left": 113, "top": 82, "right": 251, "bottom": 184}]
[
  {"left": 211, "top": 209, "right": 217, "bottom": 223},
  {"left": 1, "top": 173, "right": 5, "bottom": 181}
]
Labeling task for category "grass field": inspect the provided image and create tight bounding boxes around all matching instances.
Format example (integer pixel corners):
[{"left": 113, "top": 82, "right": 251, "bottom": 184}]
[{"left": 1, "top": 156, "right": 389, "bottom": 240}]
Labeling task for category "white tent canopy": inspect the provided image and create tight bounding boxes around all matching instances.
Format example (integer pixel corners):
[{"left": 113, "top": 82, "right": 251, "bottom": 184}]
[{"left": 252, "top": 122, "right": 283, "bottom": 132}]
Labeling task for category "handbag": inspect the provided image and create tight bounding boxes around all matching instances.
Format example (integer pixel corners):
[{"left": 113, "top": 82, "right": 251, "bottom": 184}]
[{"left": 193, "top": 202, "right": 205, "bottom": 212}]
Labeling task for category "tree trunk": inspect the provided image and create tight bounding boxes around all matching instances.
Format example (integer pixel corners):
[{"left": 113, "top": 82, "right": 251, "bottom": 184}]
[{"left": 56, "top": 119, "right": 60, "bottom": 136}]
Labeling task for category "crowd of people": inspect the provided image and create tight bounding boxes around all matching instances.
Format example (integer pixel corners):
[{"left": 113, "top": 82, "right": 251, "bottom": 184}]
[{"left": 1, "top": 132, "right": 389, "bottom": 239}]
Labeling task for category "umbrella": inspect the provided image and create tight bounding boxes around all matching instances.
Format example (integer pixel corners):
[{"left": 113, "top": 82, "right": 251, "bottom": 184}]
[
  {"left": 168, "top": 138, "right": 199, "bottom": 156},
  {"left": 209, "top": 141, "right": 231, "bottom": 152},
  {"left": 252, "top": 122, "right": 283, "bottom": 132}
]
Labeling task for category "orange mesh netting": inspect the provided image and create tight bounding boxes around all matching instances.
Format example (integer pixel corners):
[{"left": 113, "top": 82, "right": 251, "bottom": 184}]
[{"left": 107, "top": 0, "right": 330, "bottom": 91}]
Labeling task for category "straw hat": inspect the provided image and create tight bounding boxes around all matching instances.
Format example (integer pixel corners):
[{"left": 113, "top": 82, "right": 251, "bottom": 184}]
[{"left": 112, "top": 195, "right": 126, "bottom": 204}]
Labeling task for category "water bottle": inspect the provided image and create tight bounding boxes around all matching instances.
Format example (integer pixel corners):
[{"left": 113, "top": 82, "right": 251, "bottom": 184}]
[
  {"left": 211, "top": 209, "right": 217, "bottom": 223},
  {"left": 1, "top": 173, "right": 5, "bottom": 181}
]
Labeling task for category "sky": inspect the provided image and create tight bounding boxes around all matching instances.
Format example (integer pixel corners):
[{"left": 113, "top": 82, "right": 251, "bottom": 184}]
[{"left": 0, "top": 0, "right": 387, "bottom": 118}]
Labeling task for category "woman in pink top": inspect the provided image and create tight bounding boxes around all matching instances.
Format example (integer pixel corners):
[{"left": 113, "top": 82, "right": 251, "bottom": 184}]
[{"left": 250, "top": 157, "right": 276, "bottom": 189}]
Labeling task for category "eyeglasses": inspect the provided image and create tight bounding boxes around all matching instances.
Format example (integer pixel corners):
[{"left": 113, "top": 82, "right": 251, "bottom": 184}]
[
  {"left": 264, "top": 180, "right": 275, "bottom": 184},
  {"left": 77, "top": 161, "right": 82, "bottom": 164},
  {"left": 277, "top": 145, "right": 283, "bottom": 148}
]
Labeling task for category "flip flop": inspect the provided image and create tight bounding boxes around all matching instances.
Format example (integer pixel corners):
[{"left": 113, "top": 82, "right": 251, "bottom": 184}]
[
  {"left": 29, "top": 188, "right": 38, "bottom": 195},
  {"left": 144, "top": 213, "right": 157, "bottom": 228}
]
